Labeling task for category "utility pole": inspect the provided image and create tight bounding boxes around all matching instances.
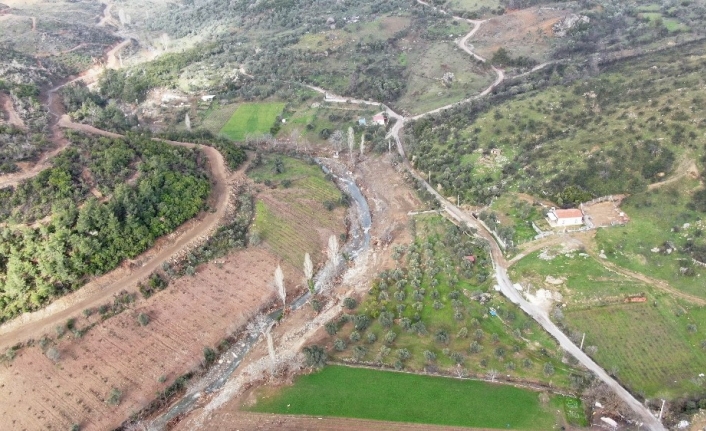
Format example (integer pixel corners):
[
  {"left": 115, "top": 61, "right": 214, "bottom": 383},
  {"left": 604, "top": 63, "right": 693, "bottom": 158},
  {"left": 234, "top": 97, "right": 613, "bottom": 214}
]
[{"left": 580, "top": 333, "right": 585, "bottom": 350}]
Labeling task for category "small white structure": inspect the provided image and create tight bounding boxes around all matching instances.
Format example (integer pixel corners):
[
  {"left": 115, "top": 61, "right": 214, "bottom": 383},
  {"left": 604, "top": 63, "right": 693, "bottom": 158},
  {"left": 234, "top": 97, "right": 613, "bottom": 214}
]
[
  {"left": 201, "top": 95, "right": 216, "bottom": 102},
  {"left": 546, "top": 207, "right": 583, "bottom": 227},
  {"left": 372, "top": 113, "right": 387, "bottom": 126}
]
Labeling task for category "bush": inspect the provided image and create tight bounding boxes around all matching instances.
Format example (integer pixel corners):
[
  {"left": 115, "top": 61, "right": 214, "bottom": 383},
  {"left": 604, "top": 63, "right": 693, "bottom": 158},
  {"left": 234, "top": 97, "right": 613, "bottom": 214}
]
[
  {"left": 349, "top": 331, "right": 361, "bottom": 342},
  {"left": 397, "top": 348, "right": 411, "bottom": 361},
  {"left": 423, "top": 350, "right": 436, "bottom": 362},
  {"left": 543, "top": 363, "right": 555, "bottom": 376},
  {"left": 366, "top": 333, "right": 377, "bottom": 344},
  {"left": 353, "top": 314, "right": 371, "bottom": 331},
  {"left": 384, "top": 331, "right": 397, "bottom": 345},
  {"left": 303, "top": 345, "right": 327, "bottom": 368},
  {"left": 334, "top": 339, "right": 347, "bottom": 351},
  {"left": 106, "top": 387, "right": 122, "bottom": 406},
  {"left": 203, "top": 347, "right": 217, "bottom": 364},
  {"left": 137, "top": 313, "right": 150, "bottom": 326},
  {"left": 343, "top": 297, "right": 357, "bottom": 310},
  {"left": 352, "top": 345, "right": 367, "bottom": 360}
]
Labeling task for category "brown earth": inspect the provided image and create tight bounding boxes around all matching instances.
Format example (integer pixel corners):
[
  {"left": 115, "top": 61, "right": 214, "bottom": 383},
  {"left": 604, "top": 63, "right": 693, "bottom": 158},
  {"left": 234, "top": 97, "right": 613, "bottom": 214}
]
[
  {"left": 0, "top": 247, "right": 296, "bottom": 431},
  {"left": 472, "top": 7, "right": 569, "bottom": 63},
  {"left": 582, "top": 197, "right": 628, "bottom": 227}
]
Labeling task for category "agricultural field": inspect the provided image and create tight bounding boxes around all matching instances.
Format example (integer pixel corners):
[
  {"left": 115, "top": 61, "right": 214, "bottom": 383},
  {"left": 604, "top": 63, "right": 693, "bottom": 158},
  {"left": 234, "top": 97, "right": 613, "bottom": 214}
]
[
  {"left": 249, "top": 365, "right": 583, "bottom": 429},
  {"left": 471, "top": 7, "right": 568, "bottom": 66},
  {"left": 248, "top": 154, "right": 347, "bottom": 268},
  {"left": 564, "top": 300, "right": 706, "bottom": 399},
  {"left": 220, "top": 102, "right": 285, "bottom": 141},
  {"left": 511, "top": 241, "right": 706, "bottom": 399},
  {"left": 324, "top": 215, "right": 586, "bottom": 389}
]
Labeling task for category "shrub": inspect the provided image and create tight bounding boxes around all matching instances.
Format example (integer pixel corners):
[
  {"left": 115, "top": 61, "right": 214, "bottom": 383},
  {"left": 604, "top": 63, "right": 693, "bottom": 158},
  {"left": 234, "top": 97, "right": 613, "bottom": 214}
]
[
  {"left": 303, "top": 345, "right": 327, "bottom": 368},
  {"left": 423, "top": 350, "right": 436, "bottom": 362},
  {"left": 137, "top": 313, "right": 150, "bottom": 326},
  {"left": 384, "top": 331, "right": 397, "bottom": 345},
  {"left": 106, "top": 387, "right": 122, "bottom": 406},
  {"left": 343, "top": 297, "right": 357, "bottom": 309},
  {"left": 203, "top": 347, "right": 217, "bottom": 364},
  {"left": 543, "top": 363, "right": 555, "bottom": 376},
  {"left": 325, "top": 322, "right": 338, "bottom": 335},
  {"left": 352, "top": 345, "right": 367, "bottom": 360},
  {"left": 349, "top": 331, "right": 361, "bottom": 342},
  {"left": 450, "top": 352, "right": 464, "bottom": 364},
  {"left": 435, "top": 329, "right": 449, "bottom": 344},
  {"left": 366, "top": 333, "right": 377, "bottom": 344},
  {"left": 397, "top": 348, "right": 411, "bottom": 361},
  {"left": 334, "top": 339, "right": 347, "bottom": 351},
  {"left": 353, "top": 314, "right": 371, "bottom": 331},
  {"left": 469, "top": 341, "right": 482, "bottom": 354},
  {"left": 310, "top": 298, "right": 322, "bottom": 313}
]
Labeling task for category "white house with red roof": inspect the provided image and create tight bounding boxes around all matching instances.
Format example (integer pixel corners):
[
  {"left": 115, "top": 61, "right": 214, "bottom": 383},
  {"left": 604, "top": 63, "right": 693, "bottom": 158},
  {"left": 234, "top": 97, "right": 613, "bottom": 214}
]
[
  {"left": 372, "top": 113, "right": 387, "bottom": 126},
  {"left": 546, "top": 207, "right": 584, "bottom": 227}
]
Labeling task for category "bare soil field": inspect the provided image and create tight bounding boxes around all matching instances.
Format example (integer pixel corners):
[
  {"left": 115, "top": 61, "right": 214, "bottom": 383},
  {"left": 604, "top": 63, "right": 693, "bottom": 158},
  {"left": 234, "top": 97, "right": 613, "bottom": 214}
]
[
  {"left": 472, "top": 7, "right": 569, "bottom": 64},
  {"left": 0, "top": 247, "right": 290, "bottom": 431},
  {"left": 582, "top": 197, "right": 628, "bottom": 227}
]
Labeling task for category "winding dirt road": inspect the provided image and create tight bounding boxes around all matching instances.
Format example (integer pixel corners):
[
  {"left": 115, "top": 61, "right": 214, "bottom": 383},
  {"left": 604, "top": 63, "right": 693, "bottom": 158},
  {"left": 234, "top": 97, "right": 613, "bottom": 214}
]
[
  {"left": 310, "top": 1, "right": 666, "bottom": 428},
  {"left": 0, "top": 118, "right": 233, "bottom": 351}
]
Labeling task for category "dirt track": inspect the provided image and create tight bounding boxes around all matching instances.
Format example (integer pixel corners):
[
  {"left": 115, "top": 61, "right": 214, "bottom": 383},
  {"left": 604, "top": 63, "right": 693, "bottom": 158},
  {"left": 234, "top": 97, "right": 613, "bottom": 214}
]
[{"left": 0, "top": 118, "right": 231, "bottom": 351}]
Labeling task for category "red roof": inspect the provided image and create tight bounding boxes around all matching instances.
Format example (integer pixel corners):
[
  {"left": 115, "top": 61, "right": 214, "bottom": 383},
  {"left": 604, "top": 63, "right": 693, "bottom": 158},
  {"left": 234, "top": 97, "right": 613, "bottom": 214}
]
[
  {"left": 464, "top": 255, "right": 476, "bottom": 263},
  {"left": 553, "top": 208, "right": 583, "bottom": 219}
]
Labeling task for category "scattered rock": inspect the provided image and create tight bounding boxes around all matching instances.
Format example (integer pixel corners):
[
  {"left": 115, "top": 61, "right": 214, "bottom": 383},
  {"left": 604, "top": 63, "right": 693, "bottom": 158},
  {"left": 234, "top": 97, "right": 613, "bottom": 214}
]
[
  {"left": 553, "top": 14, "right": 590, "bottom": 37},
  {"left": 545, "top": 275, "right": 565, "bottom": 285}
]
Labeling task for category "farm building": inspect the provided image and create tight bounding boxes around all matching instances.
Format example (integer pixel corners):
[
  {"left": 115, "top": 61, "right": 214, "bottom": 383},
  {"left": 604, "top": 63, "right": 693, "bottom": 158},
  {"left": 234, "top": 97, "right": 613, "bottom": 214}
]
[
  {"left": 372, "top": 113, "right": 387, "bottom": 126},
  {"left": 546, "top": 207, "right": 584, "bottom": 227}
]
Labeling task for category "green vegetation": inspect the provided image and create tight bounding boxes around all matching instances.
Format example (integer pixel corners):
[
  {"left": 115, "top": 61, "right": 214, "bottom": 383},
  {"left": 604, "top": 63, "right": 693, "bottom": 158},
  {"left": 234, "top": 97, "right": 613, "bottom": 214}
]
[
  {"left": 0, "top": 132, "right": 210, "bottom": 322},
  {"left": 407, "top": 40, "right": 706, "bottom": 206},
  {"left": 248, "top": 154, "right": 345, "bottom": 266},
  {"left": 565, "top": 300, "right": 706, "bottom": 399},
  {"left": 327, "top": 215, "right": 585, "bottom": 389},
  {"left": 220, "top": 103, "right": 285, "bottom": 141},
  {"left": 250, "top": 365, "right": 572, "bottom": 429},
  {"left": 596, "top": 178, "right": 706, "bottom": 300}
]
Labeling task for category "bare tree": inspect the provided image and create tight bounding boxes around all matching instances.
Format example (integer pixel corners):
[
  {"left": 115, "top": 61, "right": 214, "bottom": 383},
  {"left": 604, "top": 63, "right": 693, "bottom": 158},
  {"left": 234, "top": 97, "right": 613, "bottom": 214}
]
[
  {"left": 303, "top": 252, "right": 314, "bottom": 293},
  {"left": 360, "top": 133, "right": 365, "bottom": 156},
  {"left": 348, "top": 127, "right": 355, "bottom": 160},
  {"left": 486, "top": 369, "right": 499, "bottom": 382},
  {"left": 274, "top": 265, "right": 285, "bottom": 307},
  {"left": 329, "top": 130, "right": 344, "bottom": 153},
  {"left": 328, "top": 235, "right": 340, "bottom": 266}
]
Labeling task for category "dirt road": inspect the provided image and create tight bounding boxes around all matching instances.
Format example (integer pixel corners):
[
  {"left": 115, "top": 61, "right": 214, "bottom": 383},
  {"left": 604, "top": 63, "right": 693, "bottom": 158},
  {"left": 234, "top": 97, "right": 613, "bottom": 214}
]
[{"left": 0, "top": 118, "right": 232, "bottom": 351}]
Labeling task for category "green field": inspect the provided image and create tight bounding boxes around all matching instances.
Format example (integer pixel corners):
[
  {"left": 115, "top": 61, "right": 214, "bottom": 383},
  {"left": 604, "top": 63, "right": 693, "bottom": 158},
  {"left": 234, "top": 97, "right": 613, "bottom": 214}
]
[
  {"left": 220, "top": 102, "right": 285, "bottom": 141},
  {"left": 565, "top": 301, "right": 706, "bottom": 399},
  {"left": 250, "top": 365, "right": 576, "bottom": 429},
  {"left": 595, "top": 178, "right": 706, "bottom": 300}
]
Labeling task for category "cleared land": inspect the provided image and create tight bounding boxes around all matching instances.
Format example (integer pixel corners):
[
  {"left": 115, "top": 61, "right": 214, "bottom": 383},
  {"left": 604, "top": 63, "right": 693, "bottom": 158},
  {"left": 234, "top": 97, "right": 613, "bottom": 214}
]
[
  {"left": 249, "top": 365, "right": 572, "bottom": 430},
  {"left": 220, "top": 102, "right": 285, "bottom": 141}
]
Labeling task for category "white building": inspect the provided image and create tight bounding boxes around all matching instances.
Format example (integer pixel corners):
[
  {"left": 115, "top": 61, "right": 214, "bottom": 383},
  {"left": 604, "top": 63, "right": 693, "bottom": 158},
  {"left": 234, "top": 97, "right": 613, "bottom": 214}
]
[{"left": 546, "top": 207, "right": 583, "bottom": 227}]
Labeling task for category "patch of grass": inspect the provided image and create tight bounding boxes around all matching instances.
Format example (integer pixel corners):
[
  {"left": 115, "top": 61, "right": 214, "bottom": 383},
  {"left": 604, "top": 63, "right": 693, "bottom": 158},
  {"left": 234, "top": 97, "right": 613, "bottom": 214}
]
[
  {"left": 510, "top": 249, "right": 647, "bottom": 304},
  {"left": 564, "top": 300, "right": 706, "bottom": 399},
  {"left": 250, "top": 365, "right": 569, "bottom": 430},
  {"left": 220, "top": 102, "right": 285, "bottom": 141},
  {"left": 595, "top": 179, "right": 706, "bottom": 300},
  {"left": 488, "top": 193, "right": 544, "bottom": 244}
]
